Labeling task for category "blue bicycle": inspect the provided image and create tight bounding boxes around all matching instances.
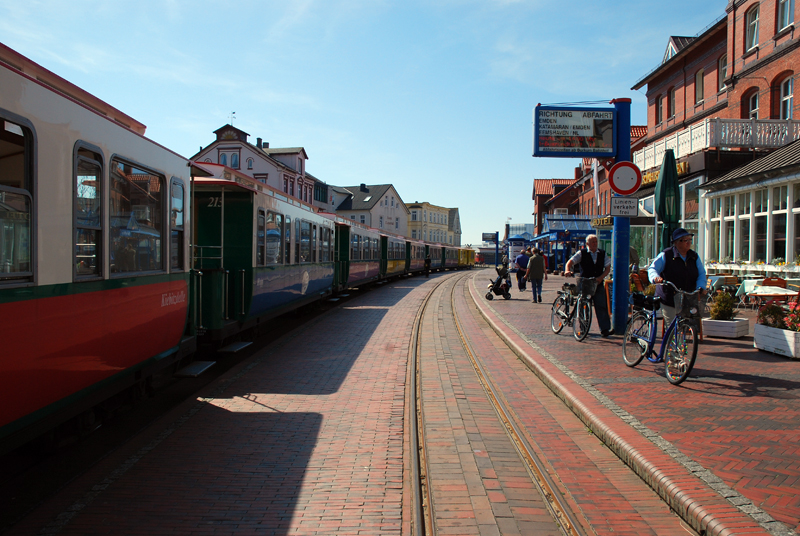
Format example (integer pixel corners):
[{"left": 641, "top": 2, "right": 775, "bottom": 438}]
[{"left": 622, "top": 281, "right": 702, "bottom": 385}]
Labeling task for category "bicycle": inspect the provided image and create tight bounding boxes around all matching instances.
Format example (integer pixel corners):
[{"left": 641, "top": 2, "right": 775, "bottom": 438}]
[
  {"left": 622, "top": 281, "right": 702, "bottom": 385},
  {"left": 550, "top": 276, "right": 598, "bottom": 342}
]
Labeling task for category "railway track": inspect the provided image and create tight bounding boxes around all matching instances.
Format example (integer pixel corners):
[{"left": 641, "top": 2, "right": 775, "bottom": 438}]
[{"left": 409, "top": 271, "right": 589, "bottom": 535}]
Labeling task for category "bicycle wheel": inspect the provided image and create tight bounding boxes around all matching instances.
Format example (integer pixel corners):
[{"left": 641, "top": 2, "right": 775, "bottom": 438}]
[
  {"left": 622, "top": 312, "right": 651, "bottom": 367},
  {"left": 550, "top": 294, "right": 569, "bottom": 334},
  {"left": 572, "top": 298, "right": 592, "bottom": 341},
  {"left": 664, "top": 320, "right": 698, "bottom": 385}
]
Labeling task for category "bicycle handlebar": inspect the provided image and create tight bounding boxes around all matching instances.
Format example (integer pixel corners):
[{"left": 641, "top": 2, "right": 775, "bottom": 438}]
[{"left": 658, "top": 281, "right": 702, "bottom": 295}]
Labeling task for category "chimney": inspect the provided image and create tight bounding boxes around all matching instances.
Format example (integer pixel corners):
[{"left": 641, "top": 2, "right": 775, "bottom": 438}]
[
  {"left": 575, "top": 166, "right": 581, "bottom": 181},
  {"left": 360, "top": 183, "right": 367, "bottom": 192},
  {"left": 256, "top": 137, "right": 262, "bottom": 149},
  {"left": 264, "top": 142, "right": 269, "bottom": 148}
]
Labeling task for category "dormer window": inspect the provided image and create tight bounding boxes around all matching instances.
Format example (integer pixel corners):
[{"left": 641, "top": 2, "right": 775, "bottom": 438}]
[
  {"left": 663, "top": 42, "right": 677, "bottom": 63},
  {"left": 220, "top": 154, "right": 227, "bottom": 166},
  {"left": 364, "top": 196, "right": 372, "bottom": 202}
]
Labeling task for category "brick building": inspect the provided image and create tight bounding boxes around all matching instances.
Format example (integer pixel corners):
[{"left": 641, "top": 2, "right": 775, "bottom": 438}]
[{"left": 630, "top": 0, "right": 800, "bottom": 266}]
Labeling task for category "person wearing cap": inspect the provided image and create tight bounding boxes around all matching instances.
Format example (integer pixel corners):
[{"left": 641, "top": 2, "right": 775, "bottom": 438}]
[
  {"left": 647, "top": 228, "right": 707, "bottom": 331},
  {"left": 564, "top": 234, "right": 613, "bottom": 337}
]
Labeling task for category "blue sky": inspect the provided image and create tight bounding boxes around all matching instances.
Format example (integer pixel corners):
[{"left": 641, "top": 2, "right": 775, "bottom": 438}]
[{"left": 1, "top": 0, "right": 725, "bottom": 246}]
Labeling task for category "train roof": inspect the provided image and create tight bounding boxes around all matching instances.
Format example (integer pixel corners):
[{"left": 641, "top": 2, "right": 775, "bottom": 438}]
[{"left": 0, "top": 43, "right": 146, "bottom": 135}]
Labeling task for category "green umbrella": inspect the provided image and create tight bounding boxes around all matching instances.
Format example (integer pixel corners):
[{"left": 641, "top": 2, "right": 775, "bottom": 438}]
[{"left": 654, "top": 149, "right": 680, "bottom": 251}]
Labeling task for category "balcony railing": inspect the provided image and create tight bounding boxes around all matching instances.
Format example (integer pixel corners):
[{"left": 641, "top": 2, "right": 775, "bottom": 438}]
[{"left": 633, "top": 118, "right": 800, "bottom": 171}]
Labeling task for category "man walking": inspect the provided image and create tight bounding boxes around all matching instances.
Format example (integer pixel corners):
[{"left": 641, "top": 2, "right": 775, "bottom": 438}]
[
  {"left": 564, "top": 234, "right": 613, "bottom": 337},
  {"left": 514, "top": 249, "right": 530, "bottom": 292},
  {"left": 525, "top": 248, "right": 547, "bottom": 303}
]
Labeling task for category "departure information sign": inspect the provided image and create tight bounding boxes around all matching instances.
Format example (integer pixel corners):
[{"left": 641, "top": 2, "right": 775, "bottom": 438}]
[{"left": 533, "top": 106, "right": 616, "bottom": 158}]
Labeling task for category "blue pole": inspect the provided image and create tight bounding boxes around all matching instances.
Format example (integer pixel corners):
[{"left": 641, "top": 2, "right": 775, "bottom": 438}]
[
  {"left": 611, "top": 98, "right": 631, "bottom": 333},
  {"left": 495, "top": 231, "right": 499, "bottom": 265}
]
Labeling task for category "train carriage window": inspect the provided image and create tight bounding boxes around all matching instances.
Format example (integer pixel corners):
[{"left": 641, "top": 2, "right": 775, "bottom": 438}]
[
  {"left": 109, "top": 159, "right": 164, "bottom": 274},
  {"left": 0, "top": 119, "right": 33, "bottom": 282},
  {"left": 266, "top": 211, "right": 283, "bottom": 265},
  {"left": 170, "top": 180, "right": 184, "bottom": 271},
  {"left": 312, "top": 224, "right": 317, "bottom": 262},
  {"left": 300, "top": 220, "right": 311, "bottom": 263},
  {"left": 75, "top": 149, "right": 103, "bottom": 278},
  {"left": 295, "top": 218, "right": 301, "bottom": 263},
  {"left": 257, "top": 209, "right": 266, "bottom": 266},
  {"left": 284, "top": 215, "right": 292, "bottom": 264},
  {"left": 321, "top": 227, "right": 330, "bottom": 262}
]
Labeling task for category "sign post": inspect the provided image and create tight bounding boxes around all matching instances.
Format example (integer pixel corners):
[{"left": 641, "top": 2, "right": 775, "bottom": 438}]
[{"left": 611, "top": 99, "right": 632, "bottom": 334}]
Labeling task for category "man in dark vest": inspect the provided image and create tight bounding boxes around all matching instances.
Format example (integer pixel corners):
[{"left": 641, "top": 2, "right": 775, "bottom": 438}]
[
  {"left": 564, "top": 234, "right": 613, "bottom": 337},
  {"left": 647, "top": 228, "right": 707, "bottom": 330}
]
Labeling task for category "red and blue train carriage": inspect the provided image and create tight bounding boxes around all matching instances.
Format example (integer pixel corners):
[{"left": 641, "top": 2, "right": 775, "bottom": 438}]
[{"left": 0, "top": 44, "right": 200, "bottom": 452}]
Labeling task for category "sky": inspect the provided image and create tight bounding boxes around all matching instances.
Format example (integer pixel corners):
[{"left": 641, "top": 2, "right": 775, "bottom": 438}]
[{"left": 1, "top": 0, "right": 726, "bottom": 246}]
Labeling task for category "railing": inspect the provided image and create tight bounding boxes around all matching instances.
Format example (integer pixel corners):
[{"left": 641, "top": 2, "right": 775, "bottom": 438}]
[{"left": 633, "top": 118, "right": 800, "bottom": 171}]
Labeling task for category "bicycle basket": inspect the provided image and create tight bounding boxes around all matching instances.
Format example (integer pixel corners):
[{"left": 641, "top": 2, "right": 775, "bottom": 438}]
[
  {"left": 577, "top": 277, "right": 597, "bottom": 295},
  {"left": 674, "top": 292, "right": 699, "bottom": 318},
  {"left": 631, "top": 293, "right": 660, "bottom": 310},
  {"left": 566, "top": 283, "right": 579, "bottom": 296}
]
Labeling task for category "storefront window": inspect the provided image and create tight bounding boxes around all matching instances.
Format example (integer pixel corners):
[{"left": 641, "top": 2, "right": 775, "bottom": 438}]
[
  {"left": 755, "top": 215, "right": 767, "bottom": 261},
  {"left": 738, "top": 192, "right": 751, "bottom": 215},
  {"left": 739, "top": 219, "right": 750, "bottom": 262},
  {"left": 725, "top": 223, "right": 734, "bottom": 260},
  {"left": 773, "top": 213, "right": 786, "bottom": 261},
  {"left": 710, "top": 221, "right": 720, "bottom": 261}
]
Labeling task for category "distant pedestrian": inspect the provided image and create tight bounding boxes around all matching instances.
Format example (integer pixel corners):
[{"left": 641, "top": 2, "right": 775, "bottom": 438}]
[
  {"left": 514, "top": 250, "right": 530, "bottom": 291},
  {"left": 526, "top": 248, "right": 547, "bottom": 303}
]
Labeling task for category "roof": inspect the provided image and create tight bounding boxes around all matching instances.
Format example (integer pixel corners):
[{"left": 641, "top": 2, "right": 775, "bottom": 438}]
[
  {"left": 261, "top": 147, "right": 308, "bottom": 159},
  {"left": 337, "top": 184, "right": 393, "bottom": 211},
  {"left": 532, "top": 178, "right": 574, "bottom": 198},
  {"left": 632, "top": 14, "right": 726, "bottom": 91},
  {"left": 542, "top": 215, "right": 594, "bottom": 233},
  {"left": 700, "top": 138, "right": 800, "bottom": 193},
  {"left": 631, "top": 125, "right": 648, "bottom": 140}
]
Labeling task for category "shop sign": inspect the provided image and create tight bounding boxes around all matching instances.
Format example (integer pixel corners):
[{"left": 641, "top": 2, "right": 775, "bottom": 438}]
[
  {"left": 592, "top": 216, "right": 613, "bottom": 228},
  {"left": 642, "top": 161, "right": 689, "bottom": 186}
]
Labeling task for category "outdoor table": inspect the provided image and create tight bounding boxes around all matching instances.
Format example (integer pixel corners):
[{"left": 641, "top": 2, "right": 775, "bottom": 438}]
[
  {"left": 745, "top": 286, "right": 799, "bottom": 307},
  {"left": 735, "top": 279, "right": 763, "bottom": 308}
]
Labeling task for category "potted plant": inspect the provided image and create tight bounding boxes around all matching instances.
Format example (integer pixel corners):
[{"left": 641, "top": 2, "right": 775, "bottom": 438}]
[
  {"left": 702, "top": 291, "right": 749, "bottom": 338},
  {"left": 753, "top": 300, "right": 800, "bottom": 358}
]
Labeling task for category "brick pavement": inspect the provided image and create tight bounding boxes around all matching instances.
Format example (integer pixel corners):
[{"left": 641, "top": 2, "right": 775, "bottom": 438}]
[
  {"left": 8, "top": 282, "right": 430, "bottom": 535},
  {"left": 471, "top": 269, "right": 799, "bottom": 536}
]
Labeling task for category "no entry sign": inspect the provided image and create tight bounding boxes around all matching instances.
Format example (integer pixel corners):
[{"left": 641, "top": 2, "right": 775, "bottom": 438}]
[{"left": 608, "top": 161, "right": 642, "bottom": 196}]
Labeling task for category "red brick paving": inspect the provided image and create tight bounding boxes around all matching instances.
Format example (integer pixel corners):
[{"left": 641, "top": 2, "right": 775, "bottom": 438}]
[{"left": 473, "top": 268, "right": 797, "bottom": 536}]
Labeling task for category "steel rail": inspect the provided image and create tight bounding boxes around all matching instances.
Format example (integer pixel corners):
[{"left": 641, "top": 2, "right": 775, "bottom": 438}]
[{"left": 447, "top": 272, "right": 589, "bottom": 536}]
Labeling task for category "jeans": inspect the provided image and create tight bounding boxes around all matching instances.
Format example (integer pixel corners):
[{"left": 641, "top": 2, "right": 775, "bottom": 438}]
[
  {"left": 516, "top": 270, "right": 526, "bottom": 290},
  {"left": 531, "top": 279, "right": 543, "bottom": 301}
]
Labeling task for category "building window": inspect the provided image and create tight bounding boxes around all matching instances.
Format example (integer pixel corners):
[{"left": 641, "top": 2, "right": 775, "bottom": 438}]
[
  {"left": 668, "top": 88, "right": 676, "bottom": 118},
  {"left": 778, "top": 0, "right": 794, "bottom": 30},
  {"left": 220, "top": 153, "right": 227, "bottom": 166},
  {"left": 75, "top": 147, "right": 102, "bottom": 278},
  {"left": 360, "top": 215, "right": 365, "bottom": 224},
  {"left": 746, "top": 6, "right": 759, "bottom": 51},
  {"left": 231, "top": 153, "right": 239, "bottom": 169},
  {"left": 718, "top": 55, "right": 727, "bottom": 91},
  {"left": 781, "top": 76, "right": 794, "bottom": 119},
  {"left": 695, "top": 69, "right": 704, "bottom": 104},
  {"left": 379, "top": 216, "right": 384, "bottom": 228},
  {"left": 412, "top": 230, "right": 417, "bottom": 239},
  {"left": 748, "top": 92, "right": 759, "bottom": 119},
  {"left": 656, "top": 95, "right": 663, "bottom": 124},
  {"left": 411, "top": 210, "right": 417, "bottom": 221},
  {"left": 395, "top": 217, "right": 399, "bottom": 229},
  {"left": 247, "top": 158, "right": 253, "bottom": 170}
]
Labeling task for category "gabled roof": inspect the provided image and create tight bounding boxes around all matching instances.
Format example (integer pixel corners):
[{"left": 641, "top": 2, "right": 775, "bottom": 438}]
[
  {"left": 262, "top": 147, "right": 308, "bottom": 160},
  {"left": 663, "top": 36, "right": 695, "bottom": 63},
  {"left": 532, "top": 178, "right": 574, "bottom": 200},
  {"left": 338, "top": 184, "right": 393, "bottom": 211},
  {"left": 700, "top": 138, "right": 800, "bottom": 193}
]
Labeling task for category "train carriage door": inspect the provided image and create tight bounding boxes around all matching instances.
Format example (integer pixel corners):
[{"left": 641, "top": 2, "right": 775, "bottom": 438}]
[
  {"left": 193, "top": 184, "right": 254, "bottom": 333},
  {"left": 380, "top": 235, "right": 388, "bottom": 278},
  {"left": 334, "top": 222, "right": 350, "bottom": 292}
]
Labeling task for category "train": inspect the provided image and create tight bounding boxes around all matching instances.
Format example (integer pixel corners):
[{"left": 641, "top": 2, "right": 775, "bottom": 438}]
[{"left": 0, "top": 44, "right": 474, "bottom": 454}]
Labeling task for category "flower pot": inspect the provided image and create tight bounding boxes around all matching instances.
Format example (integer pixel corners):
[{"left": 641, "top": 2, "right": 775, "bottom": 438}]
[
  {"left": 702, "top": 318, "right": 749, "bottom": 338},
  {"left": 753, "top": 324, "right": 800, "bottom": 358}
]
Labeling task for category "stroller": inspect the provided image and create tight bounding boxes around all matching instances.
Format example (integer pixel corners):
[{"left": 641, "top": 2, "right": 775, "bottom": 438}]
[{"left": 486, "top": 258, "right": 512, "bottom": 300}]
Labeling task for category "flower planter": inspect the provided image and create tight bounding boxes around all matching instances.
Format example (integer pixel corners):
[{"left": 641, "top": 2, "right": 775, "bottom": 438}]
[
  {"left": 702, "top": 318, "right": 750, "bottom": 338},
  {"left": 753, "top": 324, "right": 800, "bottom": 358}
]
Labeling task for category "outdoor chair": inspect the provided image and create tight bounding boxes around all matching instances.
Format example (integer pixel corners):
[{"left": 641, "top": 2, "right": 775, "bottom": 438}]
[{"left": 761, "top": 277, "right": 787, "bottom": 288}]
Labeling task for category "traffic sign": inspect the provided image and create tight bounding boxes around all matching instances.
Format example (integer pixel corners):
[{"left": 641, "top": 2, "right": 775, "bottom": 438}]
[
  {"left": 608, "top": 161, "right": 642, "bottom": 196},
  {"left": 610, "top": 196, "right": 638, "bottom": 217}
]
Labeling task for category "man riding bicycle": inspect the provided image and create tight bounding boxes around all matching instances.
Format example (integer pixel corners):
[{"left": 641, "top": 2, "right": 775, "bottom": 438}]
[
  {"left": 564, "top": 234, "right": 613, "bottom": 338},
  {"left": 647, "top": 228, "right": 707, "bottom": 330}
]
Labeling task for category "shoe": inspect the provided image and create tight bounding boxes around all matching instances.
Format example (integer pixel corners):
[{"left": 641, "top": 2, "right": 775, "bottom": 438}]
[
  {"left": 600, "top": 329, "right": 615, "bottom": 338},
  {"left": 538, "top": 296, "right": 543, "bottom": 303}
]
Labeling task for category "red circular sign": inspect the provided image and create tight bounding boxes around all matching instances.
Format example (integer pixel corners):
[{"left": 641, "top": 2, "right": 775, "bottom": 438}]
[{"left": 608, "top": 161, "right": 642, "bottom": 196}]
